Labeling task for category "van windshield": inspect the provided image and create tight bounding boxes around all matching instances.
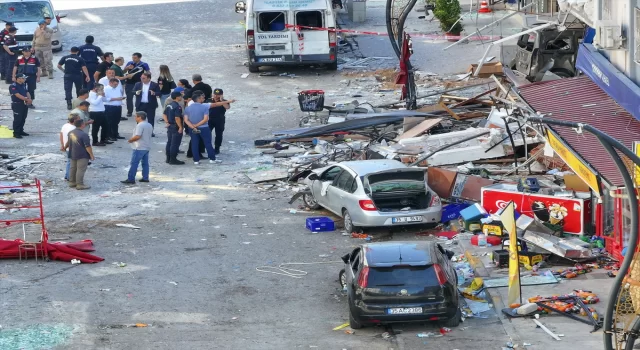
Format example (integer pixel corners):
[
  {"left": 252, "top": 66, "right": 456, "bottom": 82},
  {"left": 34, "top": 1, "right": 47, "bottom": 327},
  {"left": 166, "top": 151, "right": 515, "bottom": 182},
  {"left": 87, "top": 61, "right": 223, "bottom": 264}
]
[{"left": 0, "top": 2, "right": 53, "bottom": 23}]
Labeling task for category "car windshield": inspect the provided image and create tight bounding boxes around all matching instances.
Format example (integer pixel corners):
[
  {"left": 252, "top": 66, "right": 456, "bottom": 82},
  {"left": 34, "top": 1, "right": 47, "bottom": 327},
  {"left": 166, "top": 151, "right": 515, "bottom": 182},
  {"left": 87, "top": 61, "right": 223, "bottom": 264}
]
[
  {"left": 0, "top": 2, "right": 53, "bottom": 23},
  {"left": 370, "top": 180, "right": 425, "bottom": 193},
  {"left": 367, "top": 266, "right": 436, "bottom": 287}
]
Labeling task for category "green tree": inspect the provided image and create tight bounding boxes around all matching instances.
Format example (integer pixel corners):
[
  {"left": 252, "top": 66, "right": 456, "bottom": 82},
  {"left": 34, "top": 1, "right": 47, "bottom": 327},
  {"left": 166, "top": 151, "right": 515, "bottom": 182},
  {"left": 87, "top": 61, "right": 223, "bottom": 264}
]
[{"left": 434, "top": 0, "right": 463, "bottom": 35}]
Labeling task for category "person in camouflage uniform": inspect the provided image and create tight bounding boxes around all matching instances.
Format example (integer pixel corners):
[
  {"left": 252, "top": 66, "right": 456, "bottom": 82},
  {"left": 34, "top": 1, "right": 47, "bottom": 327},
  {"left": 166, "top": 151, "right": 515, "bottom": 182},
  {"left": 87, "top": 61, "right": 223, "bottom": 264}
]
[{"left": 32, "top": 19, "right": 53, "bottom": 79}]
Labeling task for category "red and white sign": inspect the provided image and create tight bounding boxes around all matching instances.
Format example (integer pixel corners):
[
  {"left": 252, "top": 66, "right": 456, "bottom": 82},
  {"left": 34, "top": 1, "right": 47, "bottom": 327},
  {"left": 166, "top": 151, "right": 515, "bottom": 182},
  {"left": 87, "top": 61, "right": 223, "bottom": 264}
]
[{"left": 481, "top": 185, "right": 591, "bottom": 235}]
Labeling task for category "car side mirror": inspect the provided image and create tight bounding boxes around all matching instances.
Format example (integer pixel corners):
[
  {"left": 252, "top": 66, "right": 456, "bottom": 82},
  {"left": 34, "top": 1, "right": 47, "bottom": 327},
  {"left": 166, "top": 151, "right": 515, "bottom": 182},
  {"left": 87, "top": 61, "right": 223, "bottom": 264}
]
[
  {"left": 308, "top": 173, "right": 319, "bottom": 181},
  {"left": 235, "top": 1, "right": 247, "bottom": 13},
  {"left": 56, "top": 12, "right": 67, "bottom": 19},
  {"left": 445, "top": 250, "right": 455, "bottom": 260},
  {"left": 341, "top": 253, "right": 350, "bottom": 264}
]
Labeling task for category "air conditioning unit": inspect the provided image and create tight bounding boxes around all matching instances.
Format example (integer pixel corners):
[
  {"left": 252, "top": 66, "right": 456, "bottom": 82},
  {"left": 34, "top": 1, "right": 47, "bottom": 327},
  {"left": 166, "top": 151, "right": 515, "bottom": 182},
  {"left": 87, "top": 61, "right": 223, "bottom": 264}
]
[{"left": 595, "top": 20, "right": 625, "bottom": 50}]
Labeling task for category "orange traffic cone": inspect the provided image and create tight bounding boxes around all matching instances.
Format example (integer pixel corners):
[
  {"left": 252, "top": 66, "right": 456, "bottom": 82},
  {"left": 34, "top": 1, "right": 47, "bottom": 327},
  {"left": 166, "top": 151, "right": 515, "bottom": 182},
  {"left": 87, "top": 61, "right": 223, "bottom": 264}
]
[{"left": 478, "top": 0, "right": 492, "bottom": 13}]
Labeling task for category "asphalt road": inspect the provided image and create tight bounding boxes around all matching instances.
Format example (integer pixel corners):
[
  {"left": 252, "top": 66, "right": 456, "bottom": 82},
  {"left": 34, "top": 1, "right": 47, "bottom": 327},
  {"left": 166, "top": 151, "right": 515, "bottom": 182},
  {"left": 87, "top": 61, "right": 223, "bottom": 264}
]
[{"left": 0, "top": 1, "right": 512, "bottom": 349}]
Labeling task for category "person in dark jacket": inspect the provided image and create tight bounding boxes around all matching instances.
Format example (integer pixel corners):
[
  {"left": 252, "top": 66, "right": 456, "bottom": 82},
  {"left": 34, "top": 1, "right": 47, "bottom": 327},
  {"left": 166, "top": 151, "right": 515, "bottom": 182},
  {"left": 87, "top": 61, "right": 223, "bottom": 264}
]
[
  {"left": 133, "top": 72, "right": 161, "bottom": 135},
  {"left": 78, "top": 35, "right": 103, "bottom": 90}
]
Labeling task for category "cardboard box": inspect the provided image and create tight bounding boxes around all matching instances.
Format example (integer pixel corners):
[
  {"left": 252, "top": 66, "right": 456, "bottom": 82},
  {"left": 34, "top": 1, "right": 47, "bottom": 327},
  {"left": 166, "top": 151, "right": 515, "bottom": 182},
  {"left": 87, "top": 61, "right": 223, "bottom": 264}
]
[
  {"left": 564, "top": 174, "right": 590, "bottom": 192},
  {"left": 468, "top": 62, "right": 504, "bottom": 78}
]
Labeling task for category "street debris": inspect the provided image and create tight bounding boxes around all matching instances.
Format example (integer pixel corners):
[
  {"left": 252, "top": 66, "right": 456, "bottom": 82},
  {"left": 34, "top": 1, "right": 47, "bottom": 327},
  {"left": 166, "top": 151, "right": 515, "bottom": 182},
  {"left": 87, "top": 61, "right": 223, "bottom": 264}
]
[
  {"left": 333, "top": 322, "right": 350, "bottom": 331},
  {"left": 115, "top": 224, "right": 141, "bottom": 229}
]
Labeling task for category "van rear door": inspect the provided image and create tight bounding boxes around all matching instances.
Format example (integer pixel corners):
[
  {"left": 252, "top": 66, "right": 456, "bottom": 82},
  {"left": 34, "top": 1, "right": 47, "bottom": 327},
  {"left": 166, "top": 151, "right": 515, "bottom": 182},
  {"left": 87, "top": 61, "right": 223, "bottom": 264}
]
[
  {"left": 254, "top": 11, "right": 293, "bottom": 61},
  {"left": 291, "top": 10, "right": 332, "bottom": 56}
]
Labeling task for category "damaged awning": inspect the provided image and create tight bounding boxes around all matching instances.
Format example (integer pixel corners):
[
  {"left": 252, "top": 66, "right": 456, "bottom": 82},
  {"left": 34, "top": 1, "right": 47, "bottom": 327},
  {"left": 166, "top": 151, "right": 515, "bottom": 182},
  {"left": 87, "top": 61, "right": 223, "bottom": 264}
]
[{"left": 518, "top": 75, "right": 640, "bottom": 187}]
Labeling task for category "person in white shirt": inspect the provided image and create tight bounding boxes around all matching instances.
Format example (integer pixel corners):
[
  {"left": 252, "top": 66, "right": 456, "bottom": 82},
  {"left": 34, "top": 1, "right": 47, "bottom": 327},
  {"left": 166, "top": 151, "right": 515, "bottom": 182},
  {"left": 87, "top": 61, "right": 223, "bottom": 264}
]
[
  {"left": 98, "top": 68, "right": 123, "bottom": 94},
  {"left": 104, "top": 78, "right": 126, "bottom": 141},
  {"left": 88, "top": 84, "right": 110, "bottom": 146},
  {"left": 60, "top": 113, "right": 79, "bottom": 180}
]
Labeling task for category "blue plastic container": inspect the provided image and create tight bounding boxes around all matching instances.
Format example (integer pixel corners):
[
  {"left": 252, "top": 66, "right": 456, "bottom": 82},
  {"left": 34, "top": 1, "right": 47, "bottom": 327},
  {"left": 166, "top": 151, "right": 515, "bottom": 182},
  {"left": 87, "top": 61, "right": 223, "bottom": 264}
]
[
  {"left": 459, "top": 203, "right": 488, "bottom": 222},
  {"left": 306, "top": 217, "right": 335, "bottom": 232},
  {"left": 441, "top": 203, "right": 470, "bottom": 223}
]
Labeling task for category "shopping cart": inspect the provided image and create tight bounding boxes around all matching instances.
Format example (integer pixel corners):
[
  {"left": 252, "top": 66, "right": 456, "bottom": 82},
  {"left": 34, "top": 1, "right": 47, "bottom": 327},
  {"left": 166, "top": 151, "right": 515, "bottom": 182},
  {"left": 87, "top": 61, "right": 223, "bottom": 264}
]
[{"left": 298, "top": 90, "right": 329, "bottom": 127}]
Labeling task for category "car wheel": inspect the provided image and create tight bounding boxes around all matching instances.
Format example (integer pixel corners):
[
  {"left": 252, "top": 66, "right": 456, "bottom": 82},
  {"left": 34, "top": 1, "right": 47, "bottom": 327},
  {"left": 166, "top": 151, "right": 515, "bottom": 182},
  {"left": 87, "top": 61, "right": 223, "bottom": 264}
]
[
  {"left": 248, "top": 64, "right": 259, "bottom": 73},
  {"left": 349, "top": 307, "right": 364, "bottom": 329},
  {"left": 303, "top": 193, "right": 321, "bottom": 209},
  {"left": 343, "top": 209, "right": 360, "bottom": 233},
  {"left": 327, "top": 61, "right": 338, "bottom": 71},
  {"left": 440, "top": 307, "right": 462, "bottom": 328},
  {"left": 339, "top": 268, "right": 346, "bottom": 289}
]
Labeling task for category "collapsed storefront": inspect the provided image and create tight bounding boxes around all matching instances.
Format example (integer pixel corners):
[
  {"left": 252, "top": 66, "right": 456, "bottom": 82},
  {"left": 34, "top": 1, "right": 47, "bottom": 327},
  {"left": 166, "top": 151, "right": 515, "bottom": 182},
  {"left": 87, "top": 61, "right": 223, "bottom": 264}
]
[{"left": 514, "top": 42, "right": 640, "bottom": 261}]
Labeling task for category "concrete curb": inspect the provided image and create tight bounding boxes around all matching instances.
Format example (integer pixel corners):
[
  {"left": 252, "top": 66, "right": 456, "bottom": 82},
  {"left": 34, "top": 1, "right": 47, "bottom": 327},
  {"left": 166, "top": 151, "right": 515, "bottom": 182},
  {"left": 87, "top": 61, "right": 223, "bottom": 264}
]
[{"left": 458, "top": 238, "right": 523, "bottom": 344}]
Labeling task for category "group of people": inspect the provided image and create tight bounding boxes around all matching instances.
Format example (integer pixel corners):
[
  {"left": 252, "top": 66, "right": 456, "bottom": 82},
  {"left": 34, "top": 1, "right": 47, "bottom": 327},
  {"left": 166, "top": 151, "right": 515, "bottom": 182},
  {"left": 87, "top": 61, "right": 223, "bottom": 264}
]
[{"left": 39, "top": 36, "right": 237, "bottom": 189}]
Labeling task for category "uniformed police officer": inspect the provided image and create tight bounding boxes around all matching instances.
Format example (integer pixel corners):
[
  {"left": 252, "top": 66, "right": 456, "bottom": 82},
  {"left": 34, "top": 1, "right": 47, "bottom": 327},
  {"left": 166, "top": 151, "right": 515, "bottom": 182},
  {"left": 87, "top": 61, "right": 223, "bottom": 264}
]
[
  {"left": 208, "top": 88, "right": 235, "bottom": 155},
  {"left": 78, "top": 35, "right": 103, "bottom": 90},
  {"left": 58, "top": 47, "right": 90, "bottom": 110},
  {"left": 10, "top": 74, "right": 31, "bottom": 139},
  {"left": 13, "top": 47, "right": 40, "bottom": 109},
  {"left": 0, "top": 22, "right": 13, "bottom": 80},
  {"left": 2, "top": 26, "right": 18, "bottom": 84},
  {"left": 162, "top": 91, "right": 185, "bottom": 165}
]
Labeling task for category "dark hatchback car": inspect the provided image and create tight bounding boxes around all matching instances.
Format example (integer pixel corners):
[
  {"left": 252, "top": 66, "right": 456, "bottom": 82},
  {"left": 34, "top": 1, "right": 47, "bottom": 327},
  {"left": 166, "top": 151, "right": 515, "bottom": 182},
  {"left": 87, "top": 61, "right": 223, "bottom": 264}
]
[{"left": 339, "top": 241, "right": 460, "bottom": 329}]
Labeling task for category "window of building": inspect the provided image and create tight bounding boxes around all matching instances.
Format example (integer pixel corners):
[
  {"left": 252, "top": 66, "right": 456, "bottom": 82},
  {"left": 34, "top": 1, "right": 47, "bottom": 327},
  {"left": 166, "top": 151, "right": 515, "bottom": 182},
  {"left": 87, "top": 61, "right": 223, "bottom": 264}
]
[
  {"left": 258, "top": 12, "right": 286, "bottom": 32},
  {"left": 296, "top": 11, "right": 323, "bottom": 30}
]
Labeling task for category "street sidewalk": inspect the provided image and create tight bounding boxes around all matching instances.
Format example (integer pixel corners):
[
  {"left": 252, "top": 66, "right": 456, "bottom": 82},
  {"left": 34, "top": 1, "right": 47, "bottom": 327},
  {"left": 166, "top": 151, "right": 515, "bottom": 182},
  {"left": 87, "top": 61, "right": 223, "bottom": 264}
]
[
  {"left": 336, "top": 0, "right": 527, "bottom": 75},
  {"left": 459, "top": 237, "right": 611, "bottom": 350}
]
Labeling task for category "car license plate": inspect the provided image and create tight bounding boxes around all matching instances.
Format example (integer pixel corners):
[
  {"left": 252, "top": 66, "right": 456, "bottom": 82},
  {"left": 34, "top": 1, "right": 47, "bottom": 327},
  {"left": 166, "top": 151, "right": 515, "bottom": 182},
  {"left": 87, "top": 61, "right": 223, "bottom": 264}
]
[
  {"left": 18, "top": 41, "right": 30, "bottom": 46},
  {"left": 258, "top": 57, "right": 284, "bottom": 62},
  {"left": 387, "top": 307, "right": 422, "bottom": 314},
  {"left": 392, "top": 216, "right": 423, "bottom": 223}
]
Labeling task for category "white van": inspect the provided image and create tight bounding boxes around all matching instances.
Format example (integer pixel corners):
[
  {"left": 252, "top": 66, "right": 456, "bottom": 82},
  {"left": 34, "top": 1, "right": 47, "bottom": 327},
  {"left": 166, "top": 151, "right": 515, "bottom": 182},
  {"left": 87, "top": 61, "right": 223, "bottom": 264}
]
[
  {"left": 0, "top": 0, "right": 66, "bottom": 51},
  {"left": 235, "top": 0, "right": 338, "bottom": 73}
]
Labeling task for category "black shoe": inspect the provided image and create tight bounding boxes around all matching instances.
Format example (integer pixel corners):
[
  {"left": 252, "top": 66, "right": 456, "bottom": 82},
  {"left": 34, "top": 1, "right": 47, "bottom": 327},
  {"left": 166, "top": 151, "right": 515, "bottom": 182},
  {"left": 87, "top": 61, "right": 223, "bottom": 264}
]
[
  {"left": 121, "top": 180, "right": 135, "bottom": 185},
  {"left": 166, "top": 155, "right": 170, "bottom": 164},
  {"left": 116, "top": 136, "right": 125, "bottom": 139},
  {"left": 102, "top": 140, "right": 113, "bottom": 144},
  {"left": 109, "top": 138, "right": 118, "bottom": 142},
  {"left": 126, "top": 114, "right": 132, "bottom": 117},
  {"left": 120, "top": 117, "right": 128, "bottom": 121},
  {"left": 21, "top": 132, "right": 29, "bottom": 136},
  {"left": 139, "top": 179, "right": 149, "bottom": 183},
  {"left": 67, "top": 102, "right": 72, "bottom": 110},
  {"left": 169, "top": 157, "right": 185, "bottom": 165},
  {"left": 13, "top": 134, "right": 22, "bottom": 139},
  {"left": 215, "top": 148, "right": 220, "bottom": 155},
  {"left": 93, "top": 142, "right": 106, "bottom": 147},
  {"left": 152, "top": 133, "right": 156, "bottom": 137},
  {"left": 27, "top": 104, "right": 35, "bottom": 109}
]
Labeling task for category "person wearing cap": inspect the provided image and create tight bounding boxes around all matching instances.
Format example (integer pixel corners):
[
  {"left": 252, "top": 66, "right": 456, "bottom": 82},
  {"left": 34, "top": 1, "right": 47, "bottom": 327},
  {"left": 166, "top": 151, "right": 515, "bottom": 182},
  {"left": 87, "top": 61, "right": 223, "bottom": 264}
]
[
  {"left": 64, "top": 118, "right": 94, "bottom": 190},
  {"left": 60, "top": 113, "right": 80, "bottom": 180},
  {"left": 2, "top": 27, "right": 17, "bottom": 84},
  {"left": 163, "top": 86, "right": 184, "bottom": 109},
  {"left": 58, "top": 46, "right": 91, "bottom": 110},
  {"left": 0, "top": 22, "right": 13, "bottom": 79},
  {"left": 9, "top": 74, "right": 31, "bottom": 138},
  {"left": 32, "top": 19, "right": 53, "bottom": 79},
  {"left": 13, "top": 47, "right": 40, "bottom": 109},
  {"left": 78, "top": 35, "right": 103, "bottom": 90},
  {"left": 207, "top": 88, "right": 236, "bottom": 155},
  {"left": 162, "top": 90, "right": 185, "bottom": 165},
  {"left": 184, "top": 91, "right": 218, "bottom": 165}
]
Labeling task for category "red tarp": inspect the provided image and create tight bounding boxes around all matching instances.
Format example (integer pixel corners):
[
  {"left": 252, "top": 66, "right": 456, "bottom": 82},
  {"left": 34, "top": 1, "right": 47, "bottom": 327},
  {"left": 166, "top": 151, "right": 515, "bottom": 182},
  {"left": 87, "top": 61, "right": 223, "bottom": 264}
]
[{"left": 0, "top": 239, "right": 103, "bottom": 263}]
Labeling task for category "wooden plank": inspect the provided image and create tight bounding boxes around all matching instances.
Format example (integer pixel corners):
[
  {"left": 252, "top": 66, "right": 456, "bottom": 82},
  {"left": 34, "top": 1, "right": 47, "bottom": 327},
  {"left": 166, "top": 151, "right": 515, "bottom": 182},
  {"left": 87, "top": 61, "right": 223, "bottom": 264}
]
[
  {"left": 417, "top": 104, "right": 447, "bottom": 113},
  {"left": 402, "top": 117, "right": 425, "bottom": 133},
  {"left": 395, "top": 118, "right": 443, "bottom": 141},
  {"left": 438, "top": 102, "right": 461, "bottom": 120},
  {"left": 450, "top": 88, "right": 498, "bottom": 109}
]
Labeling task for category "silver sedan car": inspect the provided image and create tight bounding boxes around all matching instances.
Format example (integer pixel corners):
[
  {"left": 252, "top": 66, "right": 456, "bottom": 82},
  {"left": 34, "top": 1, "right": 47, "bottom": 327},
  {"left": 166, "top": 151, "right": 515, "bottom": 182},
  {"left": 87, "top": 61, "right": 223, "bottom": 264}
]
[{"left": 303, "top": 160, "right": 442, "bottom": 232}]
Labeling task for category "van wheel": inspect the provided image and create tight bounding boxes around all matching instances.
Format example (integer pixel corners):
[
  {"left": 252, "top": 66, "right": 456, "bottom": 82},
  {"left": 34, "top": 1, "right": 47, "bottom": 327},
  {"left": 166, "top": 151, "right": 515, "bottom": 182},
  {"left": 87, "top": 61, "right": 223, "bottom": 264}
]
[
  {"left": 248, "top": 64, "right": 259, "bottom": 73},
  {"left": 327, "top": 61, "right": 338, "bottom": 71},
  {"left": 440, "top": 308, "right": 462, "bottom": 328},
  {"left": 343, "top": 209, "right": 360, "bottom": 233}
]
